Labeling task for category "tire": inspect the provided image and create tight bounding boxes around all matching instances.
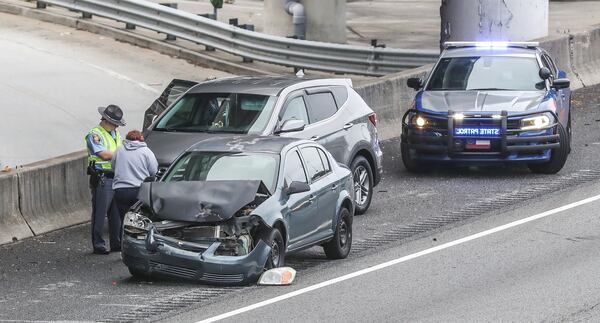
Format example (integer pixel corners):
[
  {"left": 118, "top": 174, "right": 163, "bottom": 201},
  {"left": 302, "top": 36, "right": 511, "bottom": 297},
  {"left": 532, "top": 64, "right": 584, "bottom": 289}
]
[
  {"left": 401, "top": 141, "right": 427, "bottom": 173},
  {"left": 528, "top": 123, "right": 569, "bottom": 174},
  {"left": 351, "top": 156, "right": 373, "bottom": 215},
  {"left": 567, "top": 113, "right": 572, "bottom": 153},
  {"left": 128, "top": 267, "right": 150, "bottom": 279},
  {"left": 263, "top": 228, "right": 285, "bottom": 269},
  {"left": 323, "top": 207, "right": 352, "bottom": 260}
]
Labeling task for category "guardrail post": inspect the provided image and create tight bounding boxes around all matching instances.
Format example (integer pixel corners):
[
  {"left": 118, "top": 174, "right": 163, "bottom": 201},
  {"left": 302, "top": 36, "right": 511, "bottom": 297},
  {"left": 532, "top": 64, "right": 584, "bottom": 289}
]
[
  {"left": 241, "top": 24, "right": 255, "bottom": 63},
  {"left": 125, "top": 23, "right": 136, "bottom": 30},
  {"left": 160, "top": 3, "right": 178, "bottom": 40},
  {"left": 36, "top": 1, "right": 46, "bottom": 9},
  {"left": 198, "top": 13, "right": 216, "bottom": 51}
]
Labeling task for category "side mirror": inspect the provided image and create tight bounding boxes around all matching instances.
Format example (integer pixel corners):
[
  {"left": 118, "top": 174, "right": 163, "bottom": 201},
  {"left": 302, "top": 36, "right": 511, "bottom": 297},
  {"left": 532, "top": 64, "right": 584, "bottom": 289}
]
[
  {"left": 539, "top": 67, "right": 552, "bottom": 80},
  {"left": 276, "top": 119, "right": 306, "bottom": 134},
  {"left": 284, "top": 181, "right": 310, "bottom": 195},
  {"left": 553, "top": 78, "right": 570, "bottom": 89},
  {"left": 407, "top": 77, "right": 423, "bottom": 90},
  {"left": 143, "top": 176, "right": 156, "bottom": 183}
]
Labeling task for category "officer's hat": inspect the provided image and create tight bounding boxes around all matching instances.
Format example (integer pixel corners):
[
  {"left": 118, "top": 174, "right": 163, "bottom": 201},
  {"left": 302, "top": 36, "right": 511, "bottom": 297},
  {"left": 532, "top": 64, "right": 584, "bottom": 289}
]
[{"left": 98, "top": 104, "right": 126, "bottom": 127}]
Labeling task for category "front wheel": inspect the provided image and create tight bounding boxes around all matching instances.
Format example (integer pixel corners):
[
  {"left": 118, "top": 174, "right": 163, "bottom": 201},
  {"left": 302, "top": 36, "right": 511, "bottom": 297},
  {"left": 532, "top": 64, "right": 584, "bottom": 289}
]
[
  {"left": 263, "top": 228, "right": 285, "bottom": 269},
  {"left": 351, "top": 156, "right": 373, "bottom": 215},
  {"left": 401, "top": 141, "right": 427, "bottom": 173},
  {"left": 528, "top": 123, "right": 569, "bottom": 174},
  {"left": 323, "top": 207, "right": 352, "bottom": 259}
]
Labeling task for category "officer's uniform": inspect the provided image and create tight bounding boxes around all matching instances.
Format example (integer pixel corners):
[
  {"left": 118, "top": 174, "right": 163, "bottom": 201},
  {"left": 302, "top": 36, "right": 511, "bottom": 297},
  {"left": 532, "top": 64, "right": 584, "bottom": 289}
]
[{"left": 85, "top": 105, "right": 125, "bottom": 254}]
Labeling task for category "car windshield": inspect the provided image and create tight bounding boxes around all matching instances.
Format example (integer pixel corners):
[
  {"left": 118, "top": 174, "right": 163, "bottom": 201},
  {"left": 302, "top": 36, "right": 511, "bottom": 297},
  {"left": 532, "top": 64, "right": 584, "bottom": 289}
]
[
  {"left": 163, "top": 152, "right": 279, "bottom": 193},
  {"left": 155, "top": 93, "right": 277, "bottom": 134},
  {"left": 426, "top": 56, "right": 545, "bottom": 91}
]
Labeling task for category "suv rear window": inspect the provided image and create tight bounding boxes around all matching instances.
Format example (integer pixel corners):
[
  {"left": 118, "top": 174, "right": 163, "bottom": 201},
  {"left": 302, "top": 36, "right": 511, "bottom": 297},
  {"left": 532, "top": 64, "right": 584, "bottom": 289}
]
[{"left": 306, "top": 92, "right": 337, "bottom": 123}]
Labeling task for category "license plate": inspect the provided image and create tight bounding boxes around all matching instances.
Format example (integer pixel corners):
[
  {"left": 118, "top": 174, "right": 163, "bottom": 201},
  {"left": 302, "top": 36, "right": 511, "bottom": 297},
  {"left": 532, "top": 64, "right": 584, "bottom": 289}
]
[
  {"left": 454, "top": 127, "right": 501, "bottom": 137},
  {"left": 466, "top": 139, "right": 491, "bottom": 150}
]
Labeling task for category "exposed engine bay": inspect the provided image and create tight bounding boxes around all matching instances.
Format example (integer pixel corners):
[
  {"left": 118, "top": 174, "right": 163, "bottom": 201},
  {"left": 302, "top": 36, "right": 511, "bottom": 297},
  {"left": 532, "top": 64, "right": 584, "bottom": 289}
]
[{"left": 124, "top": 180, "right": 271, "bottom": 257}]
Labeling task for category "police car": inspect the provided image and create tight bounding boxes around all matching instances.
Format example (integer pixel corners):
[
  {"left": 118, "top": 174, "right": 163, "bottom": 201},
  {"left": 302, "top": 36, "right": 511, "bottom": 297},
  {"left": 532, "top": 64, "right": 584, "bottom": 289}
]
[{"left": 401, "top": 41, "right": 571, "bottom": 173}]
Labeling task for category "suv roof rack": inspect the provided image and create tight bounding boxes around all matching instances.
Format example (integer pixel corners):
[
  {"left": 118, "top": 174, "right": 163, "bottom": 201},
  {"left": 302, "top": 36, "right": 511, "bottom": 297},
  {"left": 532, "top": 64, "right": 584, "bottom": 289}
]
[{"left": 444, "top": 41, "right": 539, "bottom": 49}]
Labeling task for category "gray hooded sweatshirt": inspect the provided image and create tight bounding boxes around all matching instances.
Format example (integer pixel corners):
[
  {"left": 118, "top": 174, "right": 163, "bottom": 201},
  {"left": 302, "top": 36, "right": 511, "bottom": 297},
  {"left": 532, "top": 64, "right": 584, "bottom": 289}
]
[{"left": 112, "top": 140, "right": 159, "bottom": 190}]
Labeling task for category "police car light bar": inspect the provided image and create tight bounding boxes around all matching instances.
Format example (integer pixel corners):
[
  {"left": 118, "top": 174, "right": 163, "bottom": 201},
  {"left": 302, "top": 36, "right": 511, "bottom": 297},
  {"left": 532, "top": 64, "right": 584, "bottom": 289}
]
[{"left": 444, "top": 41, "right": 539, "bottom": 49}]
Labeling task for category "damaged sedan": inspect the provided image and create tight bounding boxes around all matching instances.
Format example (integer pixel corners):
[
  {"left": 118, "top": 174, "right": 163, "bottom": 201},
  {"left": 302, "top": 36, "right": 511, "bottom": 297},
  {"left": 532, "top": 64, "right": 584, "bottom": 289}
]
[{"left": 121, "top": 136, "right": 354, "bottom": 285}]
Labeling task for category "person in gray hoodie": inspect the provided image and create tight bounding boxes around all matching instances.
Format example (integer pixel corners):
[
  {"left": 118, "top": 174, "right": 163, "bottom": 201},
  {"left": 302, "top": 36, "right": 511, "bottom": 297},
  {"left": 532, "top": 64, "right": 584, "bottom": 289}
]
[{"left": 112, "top": 130, "right": 158, "bottom": 242}]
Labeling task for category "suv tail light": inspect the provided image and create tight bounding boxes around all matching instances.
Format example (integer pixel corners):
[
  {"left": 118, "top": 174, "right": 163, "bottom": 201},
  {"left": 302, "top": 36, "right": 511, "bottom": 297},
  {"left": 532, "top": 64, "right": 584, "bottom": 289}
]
[{"left": 368, "top": 113, "right": 378, "bottom": 127}]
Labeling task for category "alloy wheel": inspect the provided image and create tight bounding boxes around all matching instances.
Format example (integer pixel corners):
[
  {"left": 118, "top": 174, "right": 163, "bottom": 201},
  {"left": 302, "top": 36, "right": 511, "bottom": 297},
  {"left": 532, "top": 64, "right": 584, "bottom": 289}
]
[{"left": 353, "top": 165, "right": 370, "bottom": 206}]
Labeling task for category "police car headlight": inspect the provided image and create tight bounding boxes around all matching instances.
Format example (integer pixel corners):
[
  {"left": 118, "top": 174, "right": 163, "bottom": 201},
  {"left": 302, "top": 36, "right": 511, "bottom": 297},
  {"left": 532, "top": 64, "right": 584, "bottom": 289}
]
[
  {"left": 520, "top": 114, "right": 552, "bottom": 130},
  {"left": 411, "top": 115, "right": 427, "bottom": 128},
  {"left": 124, "top": 212, "right": 151, "bottom": 233}
]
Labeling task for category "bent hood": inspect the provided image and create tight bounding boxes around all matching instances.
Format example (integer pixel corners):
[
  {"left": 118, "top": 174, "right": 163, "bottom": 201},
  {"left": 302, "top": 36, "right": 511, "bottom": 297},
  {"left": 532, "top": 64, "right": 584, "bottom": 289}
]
[
  {"left": 420, "top": 91, "right": 545, "bottom": 113},
  {"left": 138, "top": 180, "right": 270, "bottom": 223},
  {"left": 144, "top": 131, "right": 235, "bottom": 166}
]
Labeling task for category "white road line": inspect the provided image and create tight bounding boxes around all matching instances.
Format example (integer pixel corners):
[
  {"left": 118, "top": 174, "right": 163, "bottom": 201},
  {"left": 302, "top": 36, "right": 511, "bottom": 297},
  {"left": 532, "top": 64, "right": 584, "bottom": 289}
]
[{"left": 196, "top": 193, "right": 600, "bottom": 323}]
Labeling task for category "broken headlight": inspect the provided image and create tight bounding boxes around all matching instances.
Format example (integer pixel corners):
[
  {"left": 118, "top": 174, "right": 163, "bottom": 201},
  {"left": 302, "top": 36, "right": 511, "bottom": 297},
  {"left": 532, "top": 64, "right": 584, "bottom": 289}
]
[{"left": 123, "top": 212, "right": 151, "bottom": 234}]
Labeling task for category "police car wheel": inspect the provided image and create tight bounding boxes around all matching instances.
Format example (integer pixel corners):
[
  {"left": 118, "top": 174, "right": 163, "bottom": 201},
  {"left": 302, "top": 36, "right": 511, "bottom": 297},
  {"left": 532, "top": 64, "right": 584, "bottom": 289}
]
[
  {"left": 401, "top": 142, "right": 427, "bottom": 173},
  {"left": 527, "top": 123, "right": 569, "bottom": 174}
]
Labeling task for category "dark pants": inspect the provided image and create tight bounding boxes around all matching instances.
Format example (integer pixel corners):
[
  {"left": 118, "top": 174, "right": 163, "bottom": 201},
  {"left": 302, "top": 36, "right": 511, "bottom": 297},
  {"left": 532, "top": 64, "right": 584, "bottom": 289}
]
[
  {"left": 114, "top": 187, "right": 140, "bottom": 223},
  {"left": 90, "top": 178, "right": 121, "bottom": 251}
]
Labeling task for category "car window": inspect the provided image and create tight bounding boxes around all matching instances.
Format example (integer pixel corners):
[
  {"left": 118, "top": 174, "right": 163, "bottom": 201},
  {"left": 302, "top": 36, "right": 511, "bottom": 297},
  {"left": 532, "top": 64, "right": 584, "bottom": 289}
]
[
  {"left": 281, "top": 96, "right": 309, "bottom": 125},
  {"left": 284, "top": 150, "right": 308, "bottom": 184},
  {"left": 306, "top": 92, "right": 337, "bottom": 123},
  {"left": 317, "top": 148, "right": 331, "bottom": 173},
  {"left": 301, "top": 146, "right": 329, "bottom": 182},
  {"left": 331, "top": 86, "right": 349, "bottom": 108},
  {"left": 155, "top": 93, "right": 277, "bottom": 134},
  {"left": 164, "top": 152, "right": 279, "bottom": 192},
  {"left": 427, "top": 56, "right": 544, "bottom": 91},
  {"left": 541, "top": 54, "right": 557, "bottom": 76}
]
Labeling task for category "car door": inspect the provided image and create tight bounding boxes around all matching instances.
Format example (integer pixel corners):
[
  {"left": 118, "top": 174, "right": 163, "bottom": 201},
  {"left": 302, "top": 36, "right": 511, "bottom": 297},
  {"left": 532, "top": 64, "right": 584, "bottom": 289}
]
[
  {"left": 298, "top": 145, "right": 338, "bottom": 243},
  {"left": 277, "top": 90, "right": 322, "bottom": 142},
  {"left": 142, "top": 79, "right": 198, "bottom": 129},
  {"left": 282, "top": 148, "right": 318, "bottom": 251}
]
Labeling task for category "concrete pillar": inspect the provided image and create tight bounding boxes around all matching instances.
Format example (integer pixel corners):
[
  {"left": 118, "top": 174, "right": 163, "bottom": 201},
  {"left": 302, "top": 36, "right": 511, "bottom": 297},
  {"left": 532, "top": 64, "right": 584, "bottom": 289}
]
[
  {"left": 264, "top": 0, "right": 347, "bottom": 43},
  {"left": 440, "top": 0, "right": 548, "bottom": 49}
]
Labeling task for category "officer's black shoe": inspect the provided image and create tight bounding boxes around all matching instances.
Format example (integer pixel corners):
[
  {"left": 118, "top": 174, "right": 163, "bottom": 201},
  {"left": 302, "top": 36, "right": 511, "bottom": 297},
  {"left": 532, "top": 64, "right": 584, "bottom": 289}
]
[{"left": 93, "top": 248, "right": 109, "bottom": 255}]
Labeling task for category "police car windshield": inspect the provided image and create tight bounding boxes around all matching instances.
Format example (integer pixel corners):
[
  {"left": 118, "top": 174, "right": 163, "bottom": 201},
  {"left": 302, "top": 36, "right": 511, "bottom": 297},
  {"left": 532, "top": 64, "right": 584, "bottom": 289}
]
[
  {"left": 155, "top": 93, "right": 277, "bottom": 134},
  {"left": 163, "top": 152, "right": 279, "bottom": 193},
  {"left": 427, "top": 56, "right": 545, "bottom": 91}
]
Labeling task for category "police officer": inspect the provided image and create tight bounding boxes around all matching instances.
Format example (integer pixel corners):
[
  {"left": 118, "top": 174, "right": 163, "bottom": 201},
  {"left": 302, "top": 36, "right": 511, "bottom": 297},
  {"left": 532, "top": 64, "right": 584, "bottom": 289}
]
[{"left": 85, "top": 105, "right": 125, "bottom": 254}]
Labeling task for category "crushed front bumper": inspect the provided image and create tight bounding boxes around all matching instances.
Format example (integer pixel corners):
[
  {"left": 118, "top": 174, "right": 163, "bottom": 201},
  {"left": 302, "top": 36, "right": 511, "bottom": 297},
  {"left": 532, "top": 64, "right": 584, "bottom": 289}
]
[
  {"left": 401, "top": 109, "right": 560, "bottom": 163},
  {"left": 122, "top": 227, "right": 271, "bottom": 285}
]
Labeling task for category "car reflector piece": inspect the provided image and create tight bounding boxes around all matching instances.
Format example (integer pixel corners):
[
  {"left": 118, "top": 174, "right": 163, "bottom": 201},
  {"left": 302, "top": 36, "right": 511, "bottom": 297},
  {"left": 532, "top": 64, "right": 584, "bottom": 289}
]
[{"left": 258, "top": 267, "right": 297, "bottom": 286}]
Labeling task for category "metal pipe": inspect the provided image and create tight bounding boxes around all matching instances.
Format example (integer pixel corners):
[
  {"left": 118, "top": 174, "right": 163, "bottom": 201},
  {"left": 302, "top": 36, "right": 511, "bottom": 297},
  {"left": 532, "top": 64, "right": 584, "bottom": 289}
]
[{"left": 284, "top": 0, "right": 306, "bottom": 40}]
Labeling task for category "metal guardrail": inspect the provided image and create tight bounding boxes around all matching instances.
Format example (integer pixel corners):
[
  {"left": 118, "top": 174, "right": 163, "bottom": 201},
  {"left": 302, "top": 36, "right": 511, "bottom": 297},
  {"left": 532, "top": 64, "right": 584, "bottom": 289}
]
[{"left": 37, "top": 0, "right": 439, "bottom": 76}]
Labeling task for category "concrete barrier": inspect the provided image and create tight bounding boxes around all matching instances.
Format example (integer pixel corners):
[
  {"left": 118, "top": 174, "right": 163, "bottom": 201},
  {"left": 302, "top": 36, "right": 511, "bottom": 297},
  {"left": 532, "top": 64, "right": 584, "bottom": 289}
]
[
  {"left": 570, "top": 26, "right": 600, "bottom": 88},
  {"left": 17, "top": 151, "right": 89, "bottom": 235},
  {"left": 355, "top": 65, "right": 432, "bottom": 140},
  {"left": 0, "top": 173, "right": 34, "bottom": 244}
]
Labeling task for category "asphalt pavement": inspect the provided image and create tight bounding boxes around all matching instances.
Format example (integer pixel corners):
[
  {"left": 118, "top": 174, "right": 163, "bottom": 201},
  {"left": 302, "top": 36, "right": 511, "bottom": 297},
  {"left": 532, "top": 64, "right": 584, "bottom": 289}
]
[
  {"left": 172, "top": 178, "right": 600, "bottom": 323},
  {"left": 0, "top": 83, "right": 599, "bottom": 322}
]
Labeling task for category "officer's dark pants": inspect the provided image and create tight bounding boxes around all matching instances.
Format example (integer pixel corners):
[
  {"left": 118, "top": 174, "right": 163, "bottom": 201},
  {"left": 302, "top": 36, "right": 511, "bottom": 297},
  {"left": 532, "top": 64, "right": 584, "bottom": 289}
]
[
  {"left": 90, "top": 178, "right": 121, "bottom": 251},
  {"left": 114, "top": 187, "right": 140, "bottom": 224}
]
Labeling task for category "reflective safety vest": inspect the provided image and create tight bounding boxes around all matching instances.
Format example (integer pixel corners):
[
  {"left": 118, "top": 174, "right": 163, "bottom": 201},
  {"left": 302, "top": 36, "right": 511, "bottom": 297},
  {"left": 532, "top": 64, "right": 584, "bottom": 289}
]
[{"left": 85, "top": 125, "right": 122, "bottom": 170}]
